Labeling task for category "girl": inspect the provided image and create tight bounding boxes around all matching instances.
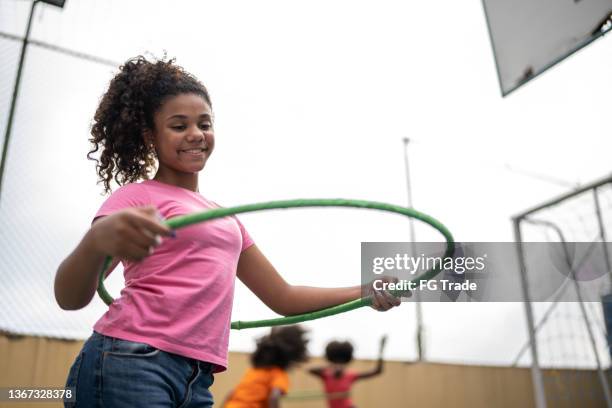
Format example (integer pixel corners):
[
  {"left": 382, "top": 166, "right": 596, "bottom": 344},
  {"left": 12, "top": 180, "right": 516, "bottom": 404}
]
[
  {"left": 308, "top": 336, "right": 388, "bottom": 408},
  {"left": 222, "top": 325, "right": 309, "bottom": 408},
  {"left": 54, "top": 56, "right": 400, "bottom": 407}
]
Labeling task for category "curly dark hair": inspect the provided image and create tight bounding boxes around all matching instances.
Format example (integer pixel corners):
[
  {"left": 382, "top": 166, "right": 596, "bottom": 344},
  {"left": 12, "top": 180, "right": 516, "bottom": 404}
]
[
  {"left": 88, "top": 55, "right": 212, "bottom": 194},
  {"left": 325, "top": 340, "right": 354, "bottom": 364},
  {"left": 251, "top": 325, "right": 309, "bottom": 370}
]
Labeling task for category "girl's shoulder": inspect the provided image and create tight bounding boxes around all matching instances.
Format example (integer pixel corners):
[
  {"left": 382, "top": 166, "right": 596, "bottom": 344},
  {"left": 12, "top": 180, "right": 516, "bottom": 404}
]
[
  {"left": 112, "top": 181, "right": 147, "bottom": 194},
  {"left": 95, "top": 182, "right": 151, "bottom": 219},
  {"left": 108, "top": 181, "right": 150, "bottom": 200},
  {"left": 100, "top": 181, "right": 151, "bottom": 208}
]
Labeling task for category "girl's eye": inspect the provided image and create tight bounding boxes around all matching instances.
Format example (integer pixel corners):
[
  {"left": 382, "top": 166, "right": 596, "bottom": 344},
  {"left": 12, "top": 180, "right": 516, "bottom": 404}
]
[
  {"left": 199, "top": 123, "right": 212, "bottom": 131},
  {"left": 172, "top": 125, "right": 186, "bottom": 131}
]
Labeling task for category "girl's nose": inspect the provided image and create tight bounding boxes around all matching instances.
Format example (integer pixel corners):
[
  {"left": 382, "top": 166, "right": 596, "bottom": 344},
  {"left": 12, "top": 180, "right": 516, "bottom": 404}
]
[{"left": 186, "top": 126, "right": 204, "bottom": 142}]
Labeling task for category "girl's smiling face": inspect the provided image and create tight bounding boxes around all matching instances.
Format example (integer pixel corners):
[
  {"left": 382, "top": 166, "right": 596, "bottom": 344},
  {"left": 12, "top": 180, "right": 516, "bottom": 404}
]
[{"left": 148, "top": 93, "right": 214, "bottom": 188}]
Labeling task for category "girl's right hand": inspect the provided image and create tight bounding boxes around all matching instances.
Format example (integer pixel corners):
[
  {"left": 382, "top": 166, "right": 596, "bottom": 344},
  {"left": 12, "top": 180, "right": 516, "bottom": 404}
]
[{"left": 88, "top": 206, "right": 173, "bottom": 262}]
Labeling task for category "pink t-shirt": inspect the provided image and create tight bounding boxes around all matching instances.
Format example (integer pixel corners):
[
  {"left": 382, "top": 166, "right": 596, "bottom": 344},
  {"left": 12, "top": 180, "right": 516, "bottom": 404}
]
[
  {"left": 320, "top": 368, "right": 359, "bottom": 408},
  {"left": 93, "top": 179, "right": 254, "bottom": 372}
]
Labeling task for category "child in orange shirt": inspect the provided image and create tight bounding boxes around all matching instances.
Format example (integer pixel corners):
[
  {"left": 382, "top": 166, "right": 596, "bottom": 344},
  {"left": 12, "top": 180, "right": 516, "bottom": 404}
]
[{"left": 223, "top": 325, "right": 308, "bottom": 408}]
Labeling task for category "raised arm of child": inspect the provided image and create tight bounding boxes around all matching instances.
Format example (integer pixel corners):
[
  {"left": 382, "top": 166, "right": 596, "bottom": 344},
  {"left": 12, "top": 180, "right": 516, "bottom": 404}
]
[{"left": 355, "top": 335, "right": 387, "bottom": 380}]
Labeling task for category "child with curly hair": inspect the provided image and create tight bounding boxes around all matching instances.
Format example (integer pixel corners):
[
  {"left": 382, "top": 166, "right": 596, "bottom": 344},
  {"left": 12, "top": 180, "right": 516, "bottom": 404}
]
[
  {"left": 308, "top": 336, "right": 388, "bottom": 408},
  {"left": 222, "top": 325, "right": 309, "bottom": 408},
  {"left": 54, "top": 55, "right": 400, "bottom": 407}
]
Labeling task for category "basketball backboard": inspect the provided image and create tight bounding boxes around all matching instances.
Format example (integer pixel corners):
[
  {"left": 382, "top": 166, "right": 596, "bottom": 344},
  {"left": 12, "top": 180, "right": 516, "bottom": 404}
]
[{"left": 482, "top": 0, "right": 612, "bottom": 96}]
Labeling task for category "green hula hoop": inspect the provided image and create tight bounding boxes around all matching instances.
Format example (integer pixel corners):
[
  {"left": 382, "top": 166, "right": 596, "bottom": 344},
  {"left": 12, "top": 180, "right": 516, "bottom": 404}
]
[
  {"left": 282, "top": 390, "right": 351, "bottom": 401},
  {"left": 97, "top": 198, "right": 454, "bottom": 330}
]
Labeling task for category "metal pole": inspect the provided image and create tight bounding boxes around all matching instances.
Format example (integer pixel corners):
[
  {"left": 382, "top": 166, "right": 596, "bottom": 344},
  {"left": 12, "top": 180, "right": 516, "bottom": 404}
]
[
  {"left": 593, "top": 187, "right": 612, "bottom": 392},
  {"left": 0, "top": 0, "right": 39, "bottom": 202},
  {"left": 593, "top": 188, "right": 612, "bottom": 288},
  {"left": 513, "top": 219, "right": 547, "bottom": 408},
  {"left": 403, "top": 137, "right": 424, "bottom": 362}
]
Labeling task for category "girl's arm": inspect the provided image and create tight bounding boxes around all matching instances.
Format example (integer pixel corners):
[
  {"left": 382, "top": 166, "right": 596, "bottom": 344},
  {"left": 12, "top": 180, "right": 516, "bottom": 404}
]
[
  {"left": 268, "top": 388, "right": 283, "bottom": 408},
  {"left": 236, "top": 246, "right": 400, "bottom": 316},
  {"left": 54, "top": 206, "right": 172, "bottom": 310},
  {"left": 355, "top": 335, "right": 387, "bottom": 380},
  {"left": 307, "top": 367, "right": 324, "bottom": 378}
]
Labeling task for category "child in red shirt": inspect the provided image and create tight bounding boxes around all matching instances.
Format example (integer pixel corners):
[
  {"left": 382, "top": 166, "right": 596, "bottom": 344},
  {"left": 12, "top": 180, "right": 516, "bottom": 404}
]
[{"left": 308, "top": 336, "right": 387, "bottom": 408}]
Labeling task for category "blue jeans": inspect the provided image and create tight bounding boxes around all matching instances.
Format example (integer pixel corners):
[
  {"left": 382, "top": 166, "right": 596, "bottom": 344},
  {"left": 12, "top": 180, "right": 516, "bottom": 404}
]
[{"left": 65, "top": 331, "right": 215, "bottom": 407}]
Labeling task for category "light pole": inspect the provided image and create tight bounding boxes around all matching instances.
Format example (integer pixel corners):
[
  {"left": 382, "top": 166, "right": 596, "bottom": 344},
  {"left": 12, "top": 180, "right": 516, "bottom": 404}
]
[{"left": 402, "top": 137, "right": 424, "bottom": 361}]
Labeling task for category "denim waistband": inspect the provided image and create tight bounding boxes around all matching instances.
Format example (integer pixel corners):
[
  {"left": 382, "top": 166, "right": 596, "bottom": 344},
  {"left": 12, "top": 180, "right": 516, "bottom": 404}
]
[{"left": 90, "top": 331, "right": 214, "bottom": 372}]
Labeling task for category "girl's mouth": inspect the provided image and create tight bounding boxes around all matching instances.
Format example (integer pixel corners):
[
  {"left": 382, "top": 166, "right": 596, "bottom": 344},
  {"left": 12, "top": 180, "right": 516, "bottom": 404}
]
[{"left": 179, "top": 148, "right": 207, "bottom": 155}]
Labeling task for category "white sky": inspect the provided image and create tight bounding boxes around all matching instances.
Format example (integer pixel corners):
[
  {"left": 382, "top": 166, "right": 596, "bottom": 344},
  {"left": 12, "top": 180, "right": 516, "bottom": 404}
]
[{"left": 0, "top": 0, "right": 611, "bottom": 366}]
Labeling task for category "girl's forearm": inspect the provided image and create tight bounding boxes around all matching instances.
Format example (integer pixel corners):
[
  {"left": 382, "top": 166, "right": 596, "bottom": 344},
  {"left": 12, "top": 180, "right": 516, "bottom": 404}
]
[
  {"left": 373, "top": 356, "right": 385, "bottom": 376},
  {"left": 279, "top": 285, "right": 363, "bottom": 316},
  {"left": 54, "top": 230, "right": 108, "bottom": 310},
  {"left": 268, "top": 388, "right": 282, "bottom": 408}
]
